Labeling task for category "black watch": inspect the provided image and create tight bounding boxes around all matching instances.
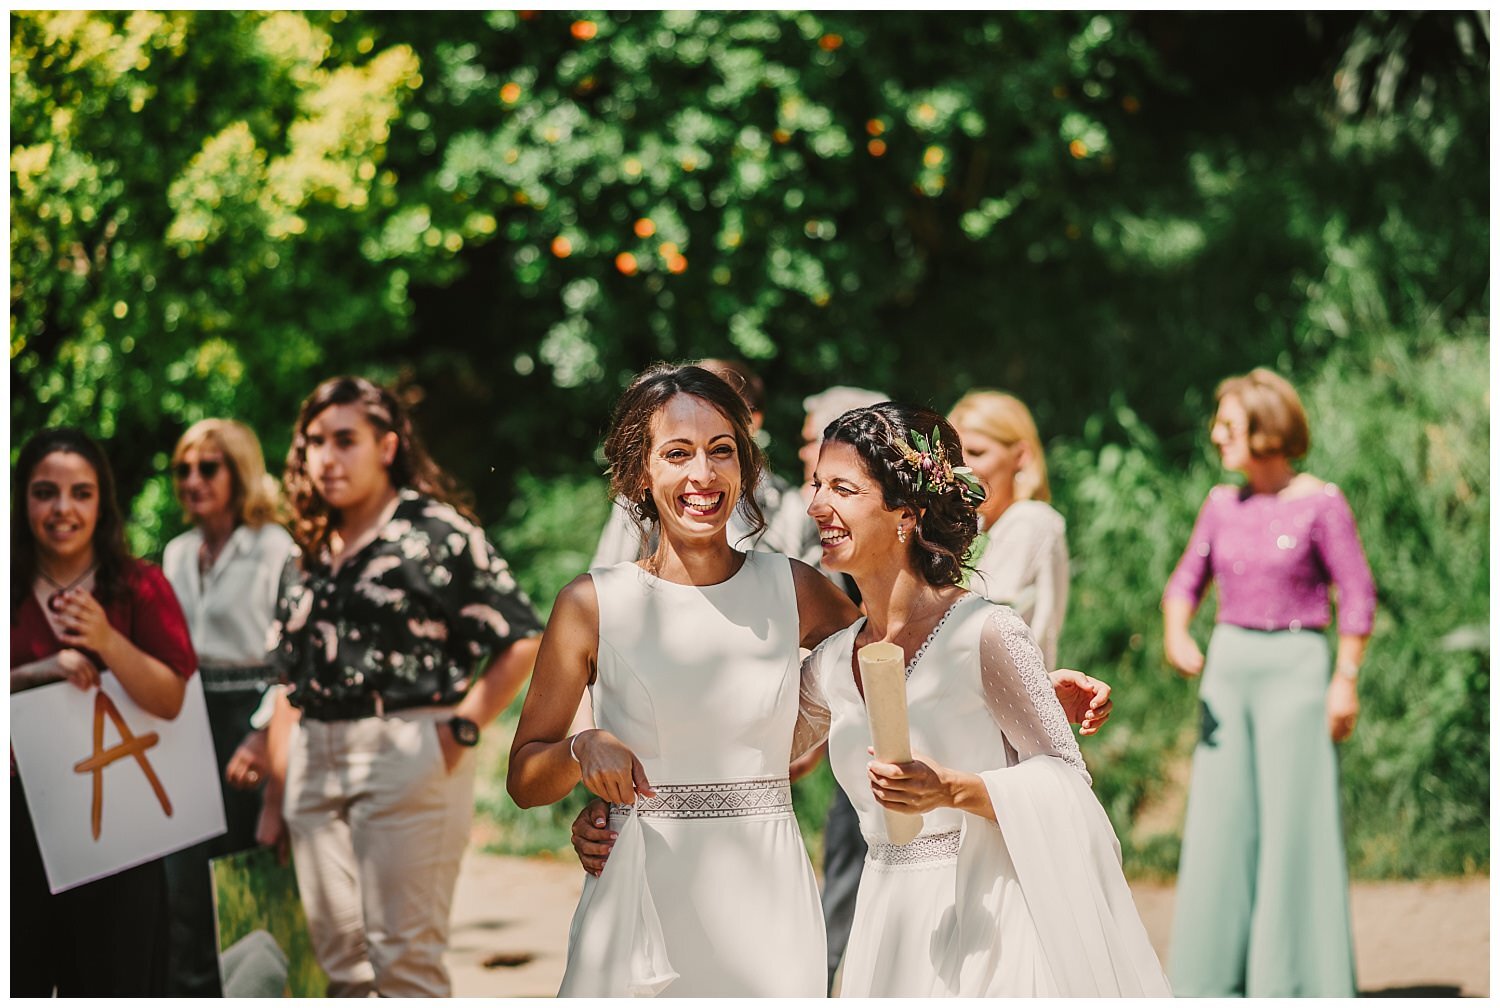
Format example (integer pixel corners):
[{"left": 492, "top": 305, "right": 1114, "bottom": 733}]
[{"left": 447, "top": 715, "right": 481, "bottom": 747}]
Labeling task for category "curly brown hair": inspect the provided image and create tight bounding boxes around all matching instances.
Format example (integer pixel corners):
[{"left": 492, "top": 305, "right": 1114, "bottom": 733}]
[
  {"left": 821, "top": 402, "right": 980, "bottom": 587},
  {"left": 283, "top": 376, "right": 473, "bottom": 561},
  {"left": 602, "top": 363, "right": 766, "bottom": 543}
]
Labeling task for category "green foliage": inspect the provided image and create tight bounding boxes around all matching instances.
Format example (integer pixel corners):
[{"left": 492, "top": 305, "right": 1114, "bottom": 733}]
[
  {"left": 11, "top": 10, "right": 425, "bottom": 512},
  {"left": 492, "top": 471, "right": 613, "bottom": 620},
  {"left": 1056, "top": 334, "right": 1489, "bottom": 879},
  {"left": 211, "top": 845, "right": 327, "bottom": 996}
]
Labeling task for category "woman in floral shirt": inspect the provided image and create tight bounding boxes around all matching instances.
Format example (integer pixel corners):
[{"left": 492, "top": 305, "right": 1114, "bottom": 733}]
[{"left": 263, "top": 376, "right": 541, "bottom": 998}]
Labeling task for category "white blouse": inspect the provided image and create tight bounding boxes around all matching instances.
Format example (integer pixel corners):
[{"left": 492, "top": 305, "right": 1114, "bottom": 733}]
[
  {"left": 969, "top": 499, "right": 1069, "bottom": 670},
  {"left": 162, "top": 522, "right": 295, "bottom": 668}
]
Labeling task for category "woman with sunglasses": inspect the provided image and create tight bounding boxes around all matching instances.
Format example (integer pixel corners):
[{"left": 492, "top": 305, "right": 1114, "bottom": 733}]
[
  {"left": 159, "top": 419, "right": 295, "bottom": 996},
  {"left": 11, "top": 427, "right": 198, "bottom": 995}
]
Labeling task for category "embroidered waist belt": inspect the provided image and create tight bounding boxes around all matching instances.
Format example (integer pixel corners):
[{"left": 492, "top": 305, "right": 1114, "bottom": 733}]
[
  {"left": 866, "top": 828, "right": 962, "bottom": 866},
  {"left": 610, "top": 776, "right": 793, "bottom": 820}
]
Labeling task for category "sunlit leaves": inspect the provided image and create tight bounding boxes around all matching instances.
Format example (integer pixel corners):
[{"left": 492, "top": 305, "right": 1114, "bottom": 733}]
[{"left": 11, "top": 9, "right": 423, "bottom": 509}]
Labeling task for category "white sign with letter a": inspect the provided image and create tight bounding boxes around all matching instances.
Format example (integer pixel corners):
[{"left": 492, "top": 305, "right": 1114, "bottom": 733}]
[{"left": 11, "top": 672, "right": 226, "bottom": 893}]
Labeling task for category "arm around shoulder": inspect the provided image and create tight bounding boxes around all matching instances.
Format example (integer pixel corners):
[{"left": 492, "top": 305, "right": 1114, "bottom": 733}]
[{"left": 790, "top": 558, "right": 860, "bottom": 651}]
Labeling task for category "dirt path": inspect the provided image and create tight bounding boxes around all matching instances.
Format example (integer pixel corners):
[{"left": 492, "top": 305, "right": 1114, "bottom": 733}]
[{"left": 445, "top": 845, "right": 1489, "bottom": 998}]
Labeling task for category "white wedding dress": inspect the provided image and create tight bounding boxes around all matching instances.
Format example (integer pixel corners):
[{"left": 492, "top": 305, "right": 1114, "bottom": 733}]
[
  {"left": 802, "top": 592, "right": 1171, "bottom": 996},
  {"left": 557, "top": 551, "right": 825, "bottom": 997}
]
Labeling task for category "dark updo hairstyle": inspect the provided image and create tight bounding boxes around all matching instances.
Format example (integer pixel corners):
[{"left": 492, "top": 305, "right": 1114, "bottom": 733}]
[
  {"left": 602, "top": 363, "right": 766, "bottom": 546},
  {"left": 284, "top": 376, "right": 473, "bottom": 561},
  {"left": 11, "top": 427, "right": 134, "bottom": 613},
  {"left": 821, "top": 402, "right": 980, "bottom": 588}
]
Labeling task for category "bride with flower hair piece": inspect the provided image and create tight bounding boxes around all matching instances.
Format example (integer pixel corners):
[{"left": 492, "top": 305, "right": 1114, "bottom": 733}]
[{"left": 795, "top": 401, "right": 1169, "bottom": 995}]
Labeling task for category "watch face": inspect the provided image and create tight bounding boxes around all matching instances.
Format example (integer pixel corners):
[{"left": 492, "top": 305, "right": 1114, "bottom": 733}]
[{"left": 450, "top": 717, "right": 480, "bottom": 746}]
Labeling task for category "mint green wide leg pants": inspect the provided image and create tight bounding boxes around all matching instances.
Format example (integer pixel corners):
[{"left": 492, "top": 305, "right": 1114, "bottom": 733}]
[{"left": 1168, "top": 625, "right": 1356, "bottom": 997}]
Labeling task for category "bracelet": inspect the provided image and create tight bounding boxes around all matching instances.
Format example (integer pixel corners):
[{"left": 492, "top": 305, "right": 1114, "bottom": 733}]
[
  {"left": 1335, "top": 661, "right": 1360, "bottom": 682},
  {"left": 568, "top": 730, "right": 589, "bottom": 763}
]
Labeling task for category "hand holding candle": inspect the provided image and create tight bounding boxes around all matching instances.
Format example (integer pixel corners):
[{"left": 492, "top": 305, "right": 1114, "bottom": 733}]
[{"left": 858, "top": 641, "right": 922, "bottom": 845}]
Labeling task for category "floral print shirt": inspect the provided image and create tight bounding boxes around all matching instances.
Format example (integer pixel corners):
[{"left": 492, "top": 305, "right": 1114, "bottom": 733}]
[{"left": 268, "top": 489, "right": 542, "bottom": 717}]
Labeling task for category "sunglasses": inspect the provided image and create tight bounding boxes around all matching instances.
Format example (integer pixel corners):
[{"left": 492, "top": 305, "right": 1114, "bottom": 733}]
[{"left": 173, "top": 459, "right": 224, "bottom": 481}]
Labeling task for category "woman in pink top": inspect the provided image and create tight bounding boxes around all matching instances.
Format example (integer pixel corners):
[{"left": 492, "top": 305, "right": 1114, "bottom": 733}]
[{"left": 1162, "top": 368, "right": 1375, "bottom": 997}]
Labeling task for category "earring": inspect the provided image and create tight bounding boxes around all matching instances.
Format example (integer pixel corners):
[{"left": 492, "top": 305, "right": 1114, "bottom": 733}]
[{"left": 897, "top": 527, "right": 908, "bottom": 544}]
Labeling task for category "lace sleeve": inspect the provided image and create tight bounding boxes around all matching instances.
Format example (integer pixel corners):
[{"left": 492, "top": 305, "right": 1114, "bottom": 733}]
[
  {"left": 979, "top": 606, "right": 1091, "bottom": 784},
  {"left": 790, "top": 638, "right": 833, "bottom": 763}
]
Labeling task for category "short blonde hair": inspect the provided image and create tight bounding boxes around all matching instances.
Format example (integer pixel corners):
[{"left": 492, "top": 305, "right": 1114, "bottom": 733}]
[
  {"left": 173, "top": 419, "right": 285, "bottom": 528},
  {"left": 1215, "top": 368, "right": 1309, "bottom": 460},
  {"left": 947, "top": 390, "right": 1051, "bottom": 502}
]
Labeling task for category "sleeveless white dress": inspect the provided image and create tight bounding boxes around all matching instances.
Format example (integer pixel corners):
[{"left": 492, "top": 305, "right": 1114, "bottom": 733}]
[
  {"left": 558, "top": 551, "right": 826, "bottom": 997},
  {"left": 807, "top": 592, "right": 1170, "bottom": 997}
]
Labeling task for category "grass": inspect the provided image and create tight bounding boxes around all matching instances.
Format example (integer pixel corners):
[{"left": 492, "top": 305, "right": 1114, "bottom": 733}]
[{"left": 211, "top": 845, "right": 327, "bottom": 997}]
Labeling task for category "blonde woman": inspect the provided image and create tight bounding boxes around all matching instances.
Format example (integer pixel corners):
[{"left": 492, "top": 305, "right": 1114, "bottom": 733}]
[
  {"left": 948, "top": 391, "right": 1068, "bottom": 668},
  {"left": 160, "top": 419, "right": 295, "bottom": 996}
]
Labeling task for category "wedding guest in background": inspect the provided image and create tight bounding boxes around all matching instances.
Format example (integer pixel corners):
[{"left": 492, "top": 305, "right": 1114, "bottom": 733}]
[
  {"left": 790, "top": 383, "right": 887, "bottom": 992},
  {"left": 160, "top": 419, "right": 295, "bottom": 995},
  {"left": 1163, "top": 367, "right": 1374, "bottom": 996},
  {"left": 948, "top": 390, "right": 1068, "bottom": 669}
]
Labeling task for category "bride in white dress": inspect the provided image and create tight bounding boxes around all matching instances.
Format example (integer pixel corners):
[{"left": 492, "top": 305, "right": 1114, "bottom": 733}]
[
  {"left": 507, "top": 364, "right": 859, "bottom": 996},
  {"left": 798, "top": 402, "right": 1170, "bottom": 996},
  {"left": 529, "top": 368, "right": 1118, "bottom": 996}
]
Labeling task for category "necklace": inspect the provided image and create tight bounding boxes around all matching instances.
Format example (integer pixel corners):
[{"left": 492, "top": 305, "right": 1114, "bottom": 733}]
[
  {"left": 199, "top": 536, "right": 228, "bottom": 576},
  {"left": 861, "top": 590, "right": 958, "bottom": 650},
  {"left": 39, "top": 562, "right": 97, "bottom": 595},
  {"left": 38, "top": 562, "right": 98, "bottom": 611}
]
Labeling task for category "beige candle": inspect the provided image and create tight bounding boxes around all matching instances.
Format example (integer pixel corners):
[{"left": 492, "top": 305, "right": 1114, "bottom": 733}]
[{"left": 858, "top": 641, "right": 922, "bottom": 845}]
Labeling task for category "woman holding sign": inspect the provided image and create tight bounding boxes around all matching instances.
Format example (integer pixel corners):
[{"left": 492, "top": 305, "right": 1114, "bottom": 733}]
[
  {"left": 795, "top": 402, "right": 1168, "bottom": 996},
  {"left": 10, "top": 427, "right": 198, "bottom": 995}
]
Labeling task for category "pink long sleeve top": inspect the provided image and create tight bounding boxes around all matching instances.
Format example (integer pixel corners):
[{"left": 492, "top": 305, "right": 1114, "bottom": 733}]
[{"left": 1163, "top": 482, "right": 1376, "bottom": 636}]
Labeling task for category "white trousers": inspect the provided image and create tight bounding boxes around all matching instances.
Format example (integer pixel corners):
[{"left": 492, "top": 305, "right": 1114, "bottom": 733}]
[{"left": 285, "top": 708, "right": 476, "bottom": 997}]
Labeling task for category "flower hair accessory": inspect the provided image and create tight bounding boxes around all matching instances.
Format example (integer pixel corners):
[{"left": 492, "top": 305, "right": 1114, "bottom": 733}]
[{"left": 897, "top": 427, "right": 986, "bottom": 508}]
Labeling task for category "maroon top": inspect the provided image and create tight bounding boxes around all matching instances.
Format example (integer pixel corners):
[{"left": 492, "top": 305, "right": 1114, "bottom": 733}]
[
  {"left": 1164, "top": 482, "right": 1376, "bottom": 636},
  {"left": 11, "top": 560, "right": 198, "bottom": 679}
]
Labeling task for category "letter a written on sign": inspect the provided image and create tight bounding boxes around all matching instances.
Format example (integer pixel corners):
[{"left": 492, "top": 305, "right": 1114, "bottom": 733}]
[{"left": 72, "top": 690, "right": 174, "bottom": 841}]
